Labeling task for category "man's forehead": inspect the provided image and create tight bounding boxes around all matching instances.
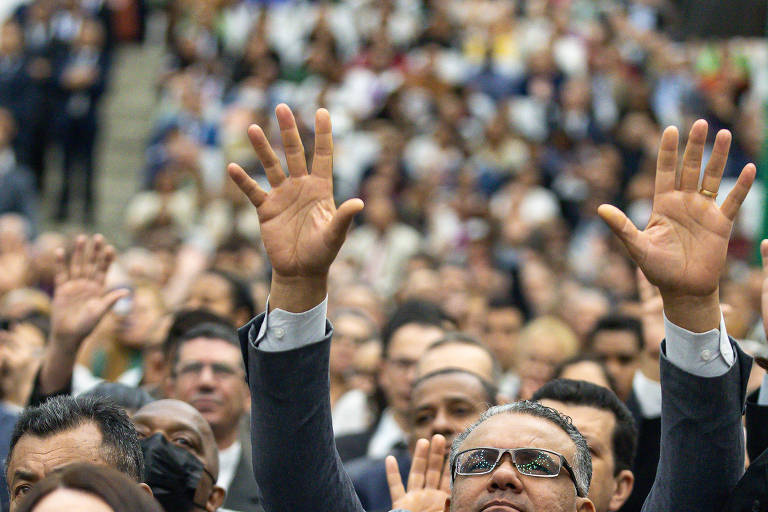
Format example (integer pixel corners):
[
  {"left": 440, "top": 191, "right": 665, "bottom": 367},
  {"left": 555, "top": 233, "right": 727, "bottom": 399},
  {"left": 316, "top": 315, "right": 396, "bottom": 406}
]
[
  {"left": 412, "top": 372, "right": 487, "bottom": 405},
  {"left": 9, "top": 423, "right": 105, "bottom": 479},
  {"left": 460, "top": 413, "right": 576, "bottom": 456},
  {"left": 134, "top": 400, "right": 209, "bottom": 435},
  {"left": 539, "top": 401, "right": 615, "bottom": 444}
]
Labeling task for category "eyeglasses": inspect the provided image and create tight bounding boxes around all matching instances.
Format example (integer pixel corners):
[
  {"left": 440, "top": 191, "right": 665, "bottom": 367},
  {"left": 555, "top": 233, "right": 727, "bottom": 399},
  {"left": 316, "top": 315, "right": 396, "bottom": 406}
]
[
  {"left": 176, "top": 361, "right": 242, "bottom": 380},
  {"left": 452, "top": 447, "right": 585, "bottom": 497}
]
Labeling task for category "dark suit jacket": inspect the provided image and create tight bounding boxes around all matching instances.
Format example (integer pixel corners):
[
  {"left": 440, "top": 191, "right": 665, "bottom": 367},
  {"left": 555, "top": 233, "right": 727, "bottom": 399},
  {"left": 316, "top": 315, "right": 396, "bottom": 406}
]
[
  {"left": 346, "top": 451, "right": 410, "bottom": 512},
  {"left": 223, "top": 430, "right": 264, "bottom": 512},
  {"left": 336, "top": 430, "right": 374, "bottom": 463},
  {"left": 619, "top": 391, "right": 661, "bottom": 512},
  {"left": 239, "top": 314, "right": 750, "bottom": 512},
  {"left": 719, "top": 389, "right": 768, "bottom": 511}
]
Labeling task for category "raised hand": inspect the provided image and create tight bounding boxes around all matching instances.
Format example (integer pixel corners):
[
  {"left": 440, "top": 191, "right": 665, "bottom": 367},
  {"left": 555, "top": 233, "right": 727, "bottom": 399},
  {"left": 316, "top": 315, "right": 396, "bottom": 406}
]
[
  {"left": 599, "top": 120, "right": 755, "bottom": 331},
  {"left": 50, "top": 234, "right": 128, "bottom": 350},
  {"left": 387, "top": 435, "right": 450, "bottom": 512},
  {"left": 228, "top": 104, "right": 363, "bottom": 312}
]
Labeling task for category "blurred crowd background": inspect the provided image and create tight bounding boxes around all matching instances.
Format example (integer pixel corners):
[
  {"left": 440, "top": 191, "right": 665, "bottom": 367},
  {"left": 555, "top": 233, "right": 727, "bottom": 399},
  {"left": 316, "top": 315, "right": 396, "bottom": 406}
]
[{"left": 0, "top": 0, "right": 767, "bottom": 509}]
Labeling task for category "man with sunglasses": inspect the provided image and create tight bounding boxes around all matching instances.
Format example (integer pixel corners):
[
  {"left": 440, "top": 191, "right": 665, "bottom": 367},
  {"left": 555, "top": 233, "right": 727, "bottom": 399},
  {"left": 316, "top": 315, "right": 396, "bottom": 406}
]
[{"left": 230, "top": 107, "right": 754, "bottom": 512}]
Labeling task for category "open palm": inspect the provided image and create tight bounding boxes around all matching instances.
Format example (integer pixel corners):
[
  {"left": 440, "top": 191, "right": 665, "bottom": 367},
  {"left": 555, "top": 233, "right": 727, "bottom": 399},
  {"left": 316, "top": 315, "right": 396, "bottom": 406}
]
[
  {"left": 228, "top": 105, "right": 363, "bottom": 279},
  {"left": 599, "top": 120, "right": 755, "bottom": 298}
]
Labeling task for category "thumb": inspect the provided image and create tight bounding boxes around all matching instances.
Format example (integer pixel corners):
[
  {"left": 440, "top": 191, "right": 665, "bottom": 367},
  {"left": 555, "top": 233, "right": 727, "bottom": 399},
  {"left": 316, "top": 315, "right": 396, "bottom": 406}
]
[
  {"left": 598, "top": 204, "right": 643, "bottom": 262},
  {"left": 96, "top": 288, "right": 130, "bottom": 317},
  {"left": 327, "top": 198, "right": 364, "bottom": 252}
]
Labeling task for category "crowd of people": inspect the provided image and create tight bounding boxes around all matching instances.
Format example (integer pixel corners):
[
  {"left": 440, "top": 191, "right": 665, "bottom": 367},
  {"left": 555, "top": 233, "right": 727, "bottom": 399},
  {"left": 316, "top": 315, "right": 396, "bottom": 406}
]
[{"left": 0, "top": 0, "right": 766, "bottom": 511}]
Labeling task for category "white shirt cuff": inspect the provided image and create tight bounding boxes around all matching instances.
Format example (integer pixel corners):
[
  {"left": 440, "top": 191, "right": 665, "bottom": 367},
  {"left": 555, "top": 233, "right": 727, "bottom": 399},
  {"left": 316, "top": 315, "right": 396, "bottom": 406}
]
[
  {"left": 252, "top": 296, "right": 328, "bottom": 352},
  {"left": 663, "top": 310, "right": 734, "bottom": 377}
]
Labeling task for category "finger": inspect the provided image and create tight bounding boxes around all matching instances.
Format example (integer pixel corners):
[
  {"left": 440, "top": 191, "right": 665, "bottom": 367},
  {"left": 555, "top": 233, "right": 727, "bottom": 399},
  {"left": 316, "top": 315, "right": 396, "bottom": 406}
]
[
  {"left": 325, "top": 198, "right": 364, "bottom": 255},
  {"left": 275, "top": 104, "right": 308, "bottom": 178},
  {"left": 655, "top": 126, "right": 679, "bottom": 194},
  {"left": 720, "top": 163, "right": 756, "bottom": 221},
  {"left": 70, "top": 235, "right": 86, "bottom": 279},
  {"left": 597, "top": 204, "right": 645, "bottom": 263},
  {"left": 247, "top": 124, "right": 285, "bottom": 187},
  {"left": 700, "top": 129, "right": 732, "bottom": 195},
  {"left": 439, "top": 454, "right": 451, "bottom": 493},
  {"left": 425, "top": 435, "right": 447, "bottom": 489},
  {"left": 53, "top": 247, "right": 68, "bottom": 288},
  {"left": 93, "top": 244, "right": 116, "bottom": 284},
  {"left": 679, "top": 119, "right": 708, "bottom": 191},
  {"left": 85, "top": 234, "right": 104, "bottom": 279},
  {"left": 96, "top": 288, "right": 130, "bottom": 318},
  {"left": 228, "top": 163, "right": 268, "bottom": 207},
  {"left": 385, "top": 455, "right": 406, "bottom": 503},
  {"left": 407, "top": 438, "right": 430, "bottom": 491},
  {"left": 311, "top": 108, "right": 333, "bottom": 179}
]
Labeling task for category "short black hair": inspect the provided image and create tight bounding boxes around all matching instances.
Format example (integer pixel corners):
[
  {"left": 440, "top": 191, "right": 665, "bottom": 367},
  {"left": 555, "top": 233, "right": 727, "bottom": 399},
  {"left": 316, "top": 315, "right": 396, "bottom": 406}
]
[
  {"left": 9, "top": 396, "right": 144, "bottom": 482},
  {"left": 381, "top": 300, "right": 451, "bottom": 357},
  {"left": 532, "top": 379, "right": 638, "bottom": 474},
  {"left": 588, "top": 315, "right": 644, "bottom": 353},
  {"left": 162, "top": 309, "right": 235, "bottom": 359},
  {"left": 208, "top": 269, "right": 256, "bottom": 321},
  {"left": 172, "top": 321, "right": 242, "bottom": 371}
]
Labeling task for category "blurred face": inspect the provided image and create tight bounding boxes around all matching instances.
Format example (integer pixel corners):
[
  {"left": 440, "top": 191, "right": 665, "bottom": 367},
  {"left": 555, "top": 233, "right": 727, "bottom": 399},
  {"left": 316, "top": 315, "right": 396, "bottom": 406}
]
[
  {"left": 132, "top": 400, "right": 223, "bottom": 511},
  {"left": 380, "top": 324, "right": 444, "bottom": 415},
  {"left": 484, "top": 308, "right": 523, "bottom": 371},
  {"left": 558, "top": 362, "right": 612, "bottom": 391},
  {"left": 449, "top": 414, "right": 591, "bottom": 512},
  {"left": 170, "top": 338, "right": 248, "bottom": 443},
  {"left": 7, "top": 423, "right": 106, "bottom": 511},
  {"left": 32, "top": 489, "right": 112, "bottom": 512},
  {"left": 517, "top": 337, "right": 566, "bottom": 400},
  {"left": 113, "top": 288, "right": 164, "bottom": 349},
  {"left": 185, "top": 274, "right": 235, "bottom": 321},
  {"left": 409, "top": 372, "right": 490, "bottom": 449},
  {"left": 0, "top": 23, "right": 23, "bottom": 55},
  {"left": 417, "top": 343, "right": 494, "bottom": 383},
  {"left": 540, "top": 402, "right": 629, "bottom": 512},
  {"left": 591, "top": 331, "right": 640, "bottom": 401},
  {"left": 330, "top": 313, "right": 374, "bottom": 378}
]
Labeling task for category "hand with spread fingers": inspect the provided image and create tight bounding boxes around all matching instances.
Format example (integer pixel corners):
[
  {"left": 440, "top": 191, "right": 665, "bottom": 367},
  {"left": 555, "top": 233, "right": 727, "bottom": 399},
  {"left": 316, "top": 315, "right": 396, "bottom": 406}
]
[
  {"left": 40, "top": 234, "right": 128, "bottom": 394},
  {"left": 387, "top": 435, "right": 450, "bottom": 512},
  {"left": 598, "top": 120, "right": 756, "bottom": 332},
  {"left": 227, "top": 104, "right": 363, "bottom": 312}
]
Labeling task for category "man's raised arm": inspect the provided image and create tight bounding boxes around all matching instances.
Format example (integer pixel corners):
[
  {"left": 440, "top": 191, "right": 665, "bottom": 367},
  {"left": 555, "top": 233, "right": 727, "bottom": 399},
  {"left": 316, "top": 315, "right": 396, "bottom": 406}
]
[
  {"left": 599, "top": 120, "right": 755, "bottom": 511},
  {"left": 228, "top": 104, "right": 364, "bottom": 512}
]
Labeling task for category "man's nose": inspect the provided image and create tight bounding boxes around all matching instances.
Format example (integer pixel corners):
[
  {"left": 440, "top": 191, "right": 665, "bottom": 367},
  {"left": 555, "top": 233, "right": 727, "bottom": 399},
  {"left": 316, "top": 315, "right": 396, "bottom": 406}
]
[
  {"left": 487, "top": 453, "right": 524, "bottom": 493},
  {"left": 430, "top": 409, "right": 454, "bottom": 437},
  {"left": 198, "top": 364, "right": 217, "bottom": 385}
]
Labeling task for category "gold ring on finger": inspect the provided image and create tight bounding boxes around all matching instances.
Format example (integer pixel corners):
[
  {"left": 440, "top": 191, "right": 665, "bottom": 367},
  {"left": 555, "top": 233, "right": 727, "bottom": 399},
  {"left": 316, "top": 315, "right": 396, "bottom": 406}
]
[{"left": 698, "top": 187, "right": 718, "bottom": 199}]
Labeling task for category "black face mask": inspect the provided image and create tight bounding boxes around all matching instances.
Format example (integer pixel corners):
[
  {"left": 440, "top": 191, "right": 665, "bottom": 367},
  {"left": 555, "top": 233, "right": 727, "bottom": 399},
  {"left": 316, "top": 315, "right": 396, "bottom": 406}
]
[{"left": 141, "top": 433, "right": 215, "bottom": 512}]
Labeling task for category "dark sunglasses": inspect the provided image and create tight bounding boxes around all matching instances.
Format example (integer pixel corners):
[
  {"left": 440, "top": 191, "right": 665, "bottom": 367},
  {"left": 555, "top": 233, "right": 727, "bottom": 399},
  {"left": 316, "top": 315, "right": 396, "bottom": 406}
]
[{"left": 452, "top": 447, "right": 585, "bottom": 497}]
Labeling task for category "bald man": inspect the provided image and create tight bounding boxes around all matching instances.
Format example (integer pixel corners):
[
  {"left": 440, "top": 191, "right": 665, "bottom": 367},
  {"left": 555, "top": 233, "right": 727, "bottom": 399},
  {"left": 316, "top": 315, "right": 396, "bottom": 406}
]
[{"left": 132, "top": 400, "right": 226, "bottom": 512}]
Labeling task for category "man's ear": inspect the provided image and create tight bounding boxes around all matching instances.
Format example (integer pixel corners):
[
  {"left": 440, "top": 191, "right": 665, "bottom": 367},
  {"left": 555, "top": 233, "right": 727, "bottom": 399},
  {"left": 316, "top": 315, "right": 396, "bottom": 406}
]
[
  {"left": 138, "top": 482, "right": 153, "bottom": 496},
  {"left": 576, "top": 496, "right": 596, "bottom": 512},
  {"left": 206, "top": 485, "right": 226, "bottom": 512},
  {"left": 608, "top": 470, "right": 635, "bottom": 511},
  {"left": 443, "top": 496, "right": 451, "bottom": 512}
]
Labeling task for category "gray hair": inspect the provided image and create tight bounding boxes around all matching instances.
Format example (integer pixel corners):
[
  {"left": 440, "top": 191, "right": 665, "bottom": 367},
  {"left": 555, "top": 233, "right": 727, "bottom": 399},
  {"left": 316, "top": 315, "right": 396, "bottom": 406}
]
[{"left": 449, "top": 401, "right": 591, "bottom": 497}]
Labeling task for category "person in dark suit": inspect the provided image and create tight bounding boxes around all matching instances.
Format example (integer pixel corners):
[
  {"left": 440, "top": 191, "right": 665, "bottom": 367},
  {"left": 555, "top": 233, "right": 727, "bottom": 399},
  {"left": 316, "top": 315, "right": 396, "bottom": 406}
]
[{"left": 229, "top": 105, "right": 754, "bottom": 512}]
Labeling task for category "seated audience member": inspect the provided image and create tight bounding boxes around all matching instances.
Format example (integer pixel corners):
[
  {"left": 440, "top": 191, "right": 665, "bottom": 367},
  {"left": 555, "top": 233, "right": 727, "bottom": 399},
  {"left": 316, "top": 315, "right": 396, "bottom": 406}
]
[
  {"left": 184, "top": 269, "right": 255, "bottom": 328},
  {"left": 335, "top": 300, "right": 447, "bottom": 461},
  {"left": 483, "top": 298, "right": 524, "bottom": 398},
  {"left": 132, "top": 399, "right": 226, "bottom": 512},
  {"left": 15, "top": 463, "right": 162, "bottom": 512},
  {"left": 348, "top": 367, "right": 499, "bottom": 511},
  {"left": 587, "top": 316, "right": 643, "bottom": 402},
  {"left": 328, "top": 308, "right": 379, "bottom": 436},
  {"left": 6, "top": 395, "right": 147, "bottom": 512},
  {"left": 515, "top": 315, "right": 580, "bottom": 399},
  {"left": 229, "top": 107, "right": 754, "bottom": 512},
  {"left": 166, "top": 321, "right": 263, "bottom": 511},
  {"left": 533, "top": 379, "right": 637, "bottom": 512},
  {"left": 553, "top": 354, "right": 617, "bottom": 393}
]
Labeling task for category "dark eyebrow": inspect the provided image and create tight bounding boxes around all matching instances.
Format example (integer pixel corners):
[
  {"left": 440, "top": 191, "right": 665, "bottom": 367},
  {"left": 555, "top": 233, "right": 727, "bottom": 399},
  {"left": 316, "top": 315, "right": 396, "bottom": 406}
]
[{"left": 12, "top": 469, "right": 38, "bottom": 484}]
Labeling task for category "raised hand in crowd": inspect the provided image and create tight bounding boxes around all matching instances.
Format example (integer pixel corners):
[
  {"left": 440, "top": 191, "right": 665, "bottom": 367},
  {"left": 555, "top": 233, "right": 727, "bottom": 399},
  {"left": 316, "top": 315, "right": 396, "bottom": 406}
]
[
  {"left": 227, "top": 104, "right": 363, "bottom": 312},
  {"left": 386, "top": 435, "right": 450, "bottom": 512},
  {"left": 39, "top": 234, "right": 128, "bottom": 394},
  {"left": 598, "top": 120, "right": 755, "bottom": 331}
]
